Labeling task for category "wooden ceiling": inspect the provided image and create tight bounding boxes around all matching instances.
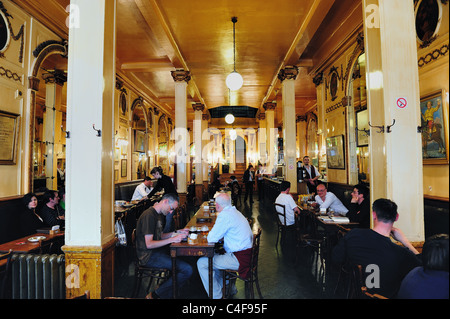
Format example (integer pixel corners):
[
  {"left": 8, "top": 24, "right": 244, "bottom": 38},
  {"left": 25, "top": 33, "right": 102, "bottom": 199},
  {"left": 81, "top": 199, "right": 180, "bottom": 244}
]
[{"left": 12, "top": 0, "right": 362, "bottom": 129}]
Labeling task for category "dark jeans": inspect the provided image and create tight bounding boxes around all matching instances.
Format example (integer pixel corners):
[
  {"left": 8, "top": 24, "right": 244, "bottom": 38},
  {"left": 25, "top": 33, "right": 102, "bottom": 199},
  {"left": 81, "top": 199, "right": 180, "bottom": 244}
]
[
  {"left": 244, "top": 182, "right": 254, "bottom": 202},
  {"left": 145, "top": 250, "right": 193, "bottom": 299}
]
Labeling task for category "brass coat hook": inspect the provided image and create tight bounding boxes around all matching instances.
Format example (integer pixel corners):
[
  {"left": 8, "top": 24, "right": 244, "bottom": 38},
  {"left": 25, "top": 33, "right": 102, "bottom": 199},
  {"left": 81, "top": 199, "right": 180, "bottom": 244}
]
[{"left": 93, "top": 124, "right": 101, "bottom": 137}]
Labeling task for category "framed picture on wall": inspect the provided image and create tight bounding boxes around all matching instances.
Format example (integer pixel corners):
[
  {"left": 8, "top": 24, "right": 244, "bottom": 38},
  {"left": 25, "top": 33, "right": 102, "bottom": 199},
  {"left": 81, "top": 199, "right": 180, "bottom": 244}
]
[
  {"left": 326, "top": 135, "right": 345, "bottom": 169},
  {"left": 356, "top": 109, "right": 369, "bottom": 147},
  {"left": 0, "top": 110, "right": 20, "bottom": 165},
  {"left": 134, "top": 130, "right": 145, "bottom": 153},
  {"left": 420, "top": 90, "right": 448, "bottom": 164},
  {"left": 121, "top": 159, "right": 127, "bottom": 177}
]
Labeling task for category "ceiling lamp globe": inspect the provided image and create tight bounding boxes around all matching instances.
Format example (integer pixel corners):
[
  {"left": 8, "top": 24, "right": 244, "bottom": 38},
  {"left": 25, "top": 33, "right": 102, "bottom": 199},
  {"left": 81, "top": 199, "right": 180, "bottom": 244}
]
[
  {"left": 225, "top": 113, "right": 235, "bottom": 124},
  {"left": 226, "top": 71, "right": 243, "bottom": 91},
  {"left": 229, "top": 129, "right": 237, "bottom": 140}
]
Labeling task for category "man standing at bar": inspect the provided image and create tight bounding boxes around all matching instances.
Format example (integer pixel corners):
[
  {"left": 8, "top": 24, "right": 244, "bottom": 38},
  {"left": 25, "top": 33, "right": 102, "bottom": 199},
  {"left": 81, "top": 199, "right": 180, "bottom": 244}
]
[
  {"left": 302, "top": 156, "right": 320, "bottom": 195},
  {"left": 197, "top": 193, "right": 253, "bottom": 299},
  {"left": 243, "top": 164, "right": 255, "bottom": 204}
]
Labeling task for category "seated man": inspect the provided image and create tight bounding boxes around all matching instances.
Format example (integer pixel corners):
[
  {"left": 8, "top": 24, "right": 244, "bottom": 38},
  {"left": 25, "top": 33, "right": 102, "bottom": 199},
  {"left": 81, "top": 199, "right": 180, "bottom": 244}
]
[
  {"left": 135, "top": 193, "right": 192, "bottom": 299},
  {"left": 314, "top": 182, "right": 349, "bottom": 215},
  {"left": 275, "top": 181, "right": 301, "bottom": 226},
  {"left": 39, "top": 189, "right": 65, "bottom": 227},
  {"left": 197, "top": 193, "right": 253, "bottom": 299},
  {"left": 346, "top": 184, "right": 371, "bottom": 228},
  {"left": 131, "top": 176, "right": 154, "bottom": 201},
  {"left": 332, "top": 198, "right": 421, "bottom": 298}
]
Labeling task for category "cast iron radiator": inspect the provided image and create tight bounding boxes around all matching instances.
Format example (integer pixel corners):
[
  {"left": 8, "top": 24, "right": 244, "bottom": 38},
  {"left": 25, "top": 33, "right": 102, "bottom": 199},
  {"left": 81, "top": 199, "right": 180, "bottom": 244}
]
[{"left": 10, "top": 253, "right": 65, "bottom": 299}]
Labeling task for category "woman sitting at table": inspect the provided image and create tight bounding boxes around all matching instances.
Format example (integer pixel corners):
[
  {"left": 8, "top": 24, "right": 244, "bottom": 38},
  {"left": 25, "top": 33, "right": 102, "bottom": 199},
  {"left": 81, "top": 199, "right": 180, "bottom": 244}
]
[{"left": 19, "top": 192, "right": 46, "bottom": 237}]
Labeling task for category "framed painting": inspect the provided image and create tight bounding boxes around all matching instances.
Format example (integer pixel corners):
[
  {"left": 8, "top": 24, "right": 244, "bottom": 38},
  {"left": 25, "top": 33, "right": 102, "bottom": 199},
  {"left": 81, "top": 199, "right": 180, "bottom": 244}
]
[
  {"left": 356, "top": 109, "right": 369, "bottom": 147},
  {"left": 134, "top": 130, "right": 145, "bottom": 153},
  {"left": 420, "top": 90, "right": 448, "bottom": 164},
  {"left": 121, "top": 159, "right": 127, "bottom": 177},
  {"left": 326, "top": 135, "right": 345, "bottom": 169},
  {"left": 0, "top": 110, "right": 20, "bottom": 164}
]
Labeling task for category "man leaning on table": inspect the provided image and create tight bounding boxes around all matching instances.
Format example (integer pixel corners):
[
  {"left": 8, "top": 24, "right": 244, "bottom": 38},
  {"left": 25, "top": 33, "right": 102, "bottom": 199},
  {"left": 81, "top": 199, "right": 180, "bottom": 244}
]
[
  {"left": 131, "top": 176, "right": 153, "bottom": 201},
  {"left": 135, "top": 193, "right": 192, "bottom": 299},
  {"left": 314, "top": 182, "right": 348, "bottom": 216},
  {"left": 197, "top": 193, "right": 253, "bottom": 299}
]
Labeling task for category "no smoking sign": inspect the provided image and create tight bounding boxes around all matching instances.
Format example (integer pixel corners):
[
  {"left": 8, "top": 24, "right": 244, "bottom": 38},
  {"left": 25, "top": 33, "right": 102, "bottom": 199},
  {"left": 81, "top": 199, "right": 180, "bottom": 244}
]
[{"left": 396, "top": 97, "right": 407, "bottom": 109}]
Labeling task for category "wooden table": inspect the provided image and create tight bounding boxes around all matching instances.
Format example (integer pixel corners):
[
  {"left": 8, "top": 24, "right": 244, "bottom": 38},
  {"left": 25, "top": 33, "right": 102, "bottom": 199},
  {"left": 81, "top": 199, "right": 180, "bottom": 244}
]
[
  {"left": 170, "top": 202, "right": 216, "bottom": 298},
  {"left": 0, "top": 232, "right": 65, "bottom": 254}
]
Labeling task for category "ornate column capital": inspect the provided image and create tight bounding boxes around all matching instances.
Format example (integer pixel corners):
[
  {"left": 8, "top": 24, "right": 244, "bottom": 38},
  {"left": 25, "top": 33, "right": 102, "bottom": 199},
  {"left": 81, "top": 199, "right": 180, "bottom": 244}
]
[
  {"left": 28, "top": 76, "right": 41, "bottom": 91},
  {"left": 313, "top": 72, "right": 324, "bottom": 87},
  {"left": 296, "top": 115, "right": 307, "bottom": 123},
  {"left": 202, "top": 113, "right": 210, "bottom": 121},
  {"left": 277, "top": 65, "right": 299, "bottom": 82},
  {"left": 171, "top": 69, "right": 191, "bottom": 83},
  {"left": 263, "top": 102, "right": 277, "bottom": 111},
  {"left": 42, "top": 69, "right": 67, "bottom": 86},
  {"left": 257, "top": 112, "right": 266, "bottom": 120},
  {"left": 192, "top": 102, "right": 205, "bottom": 112}
]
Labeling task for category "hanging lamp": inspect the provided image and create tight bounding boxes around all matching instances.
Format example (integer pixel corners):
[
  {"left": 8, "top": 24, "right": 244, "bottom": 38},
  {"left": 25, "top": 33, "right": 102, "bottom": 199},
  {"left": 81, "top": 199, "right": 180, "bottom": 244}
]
[{"left": 226, "top": 17, "right": 243, "bottom": 91}]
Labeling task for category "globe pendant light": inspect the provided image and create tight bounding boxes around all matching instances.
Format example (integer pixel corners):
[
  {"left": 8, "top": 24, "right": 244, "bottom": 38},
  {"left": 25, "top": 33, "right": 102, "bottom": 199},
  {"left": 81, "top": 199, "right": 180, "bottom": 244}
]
[
  {"left": 226, "top": 17, "right": 243, "bottom": 91},
  {"left": 225, "top": 113, "right": 235, "bottom": 124}
]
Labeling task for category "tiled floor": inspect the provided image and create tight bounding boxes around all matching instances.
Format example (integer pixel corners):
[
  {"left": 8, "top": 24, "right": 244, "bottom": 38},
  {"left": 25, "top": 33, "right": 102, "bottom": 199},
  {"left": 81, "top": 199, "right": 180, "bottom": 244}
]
[{"left": 114, "top": 198, "right": 328, "bottom": 299}]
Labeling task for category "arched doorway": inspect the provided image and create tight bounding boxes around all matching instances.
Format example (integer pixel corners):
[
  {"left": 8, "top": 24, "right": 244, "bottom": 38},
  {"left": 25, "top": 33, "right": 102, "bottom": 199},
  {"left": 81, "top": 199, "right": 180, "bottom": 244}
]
[{"left": 28, "top": 41, "right": 68, "bottom": 192}]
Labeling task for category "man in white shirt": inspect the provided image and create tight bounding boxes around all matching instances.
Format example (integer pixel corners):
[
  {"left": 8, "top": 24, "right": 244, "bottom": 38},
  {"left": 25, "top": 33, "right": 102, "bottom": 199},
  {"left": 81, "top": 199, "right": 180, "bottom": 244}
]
[
  {"left": 315, "top": 183, "right": 349, "bottom": 215},
  {"left": 275, "top": 181, "right": 301, "bottom": 226},
  {"left": 197, "top": 193, "right": 253, "bottom": 299},
  {"left": 131, "top": 176, "right": 153, "bottom": 201}
]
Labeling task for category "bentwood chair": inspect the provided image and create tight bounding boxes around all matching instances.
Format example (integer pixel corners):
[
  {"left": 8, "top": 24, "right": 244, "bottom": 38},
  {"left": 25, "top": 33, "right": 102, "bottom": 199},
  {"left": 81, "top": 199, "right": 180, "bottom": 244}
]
[
  {"left": 296, "top": 210, "right": 325, "bottom": 283},
  {"left": 222, "top": 228, "right": 263, "bottom": 299},
  {"left": 131, "top": 229, "right": 171, "bottom": 298},
  {"left": 274, "top": 203, "right": 294, "bottom": 248}
]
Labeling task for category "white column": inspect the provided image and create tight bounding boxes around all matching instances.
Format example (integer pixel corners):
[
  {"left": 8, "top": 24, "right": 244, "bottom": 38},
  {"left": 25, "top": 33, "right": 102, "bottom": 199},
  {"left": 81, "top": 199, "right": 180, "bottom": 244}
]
[
  {"left": 258, "top": 113, "right": 267, "bottom": 164},
  {"left": 193, "top": 103, "right": 204, "bottom": 184},
  {"left": 264, "top": 102, "right": 277, "bottom": 175},
  {"left": 363, "top": 0, "right": 424, "bottom": 242},
  {"left": 201, "top": 113, "right": 209, "bottom": 182},
  {"left": 65, "top": 0, "right": 116, "bottom": 247},
  {"left": 171, "top": 70, "right": 190, "bottom": 194},
  {"left": 280, "top": 66, "right": 299, "bottom": 193}
]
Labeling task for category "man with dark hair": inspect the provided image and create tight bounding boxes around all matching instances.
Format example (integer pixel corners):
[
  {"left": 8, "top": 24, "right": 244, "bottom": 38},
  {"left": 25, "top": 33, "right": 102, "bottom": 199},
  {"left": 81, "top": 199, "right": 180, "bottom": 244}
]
[
  {"left": 135, "top": 193, "right": 191, "bottom": 299},
  {"left": 131, "top": 176, "right": 154, "bottom": 201},
  {"left": 148, "top": 167, "right": 178, "bottom": 232},
  {"left": 397, "top": 234, "right": 449, "bottom": 299},
  {"left": 39, "top": 189, "right": 65, "bottom": 227},
  {"left": 332, "top": 198, "right": 421, "bottom": 298},
  {"left": 346, "top": 184, "right": 371, "bottom": 228},
  {"left": 275, "top": 181, "right": 301, "bottom": 226},
  {"left": 302, "top": 156, "right": 320, "bottom": 194},
  {"left": 243, "top": 164, "right": 255, "bottom": 204}
]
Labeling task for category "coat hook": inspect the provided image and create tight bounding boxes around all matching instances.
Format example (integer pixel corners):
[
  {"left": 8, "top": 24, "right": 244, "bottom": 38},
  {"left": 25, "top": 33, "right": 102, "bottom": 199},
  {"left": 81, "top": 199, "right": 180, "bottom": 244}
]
[
  {"left": 61, "top": 125, "right": 70, "bottom": 138},
  {"left": 368, "top": 122, "right": 385, "bottom": 133},
  {"left": 93, "top": 124, "right": 101, "bottom": 137},
  {"left": 386, "top": 119, "right": 396, "bottom": 133}
]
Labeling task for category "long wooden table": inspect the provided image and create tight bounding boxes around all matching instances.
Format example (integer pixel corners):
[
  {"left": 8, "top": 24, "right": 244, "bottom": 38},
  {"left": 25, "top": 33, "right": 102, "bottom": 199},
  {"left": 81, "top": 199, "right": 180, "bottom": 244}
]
[
  {"left": 0, "top": 232, "right": 65, "bottom": 254},
  {"left": 170, "top": 202, "right": 216, "bottom": 298}
]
